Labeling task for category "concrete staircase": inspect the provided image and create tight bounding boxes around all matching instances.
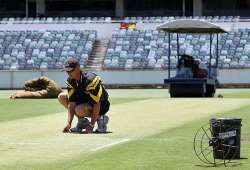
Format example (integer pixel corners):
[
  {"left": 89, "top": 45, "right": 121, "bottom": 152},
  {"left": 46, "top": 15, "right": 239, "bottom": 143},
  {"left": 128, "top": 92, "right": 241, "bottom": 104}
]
[{"left": 85, "top": 39, "right": 109, "bottom": 70}]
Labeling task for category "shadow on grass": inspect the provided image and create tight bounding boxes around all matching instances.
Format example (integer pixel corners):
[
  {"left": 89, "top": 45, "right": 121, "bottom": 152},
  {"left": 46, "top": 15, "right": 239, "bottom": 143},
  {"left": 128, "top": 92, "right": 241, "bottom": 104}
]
[
  {"left": 195, "top": 162, "right": 243, "bottom": 168},
  {"left": 69, "top": 131, "right": 113, "bottom": 134}
]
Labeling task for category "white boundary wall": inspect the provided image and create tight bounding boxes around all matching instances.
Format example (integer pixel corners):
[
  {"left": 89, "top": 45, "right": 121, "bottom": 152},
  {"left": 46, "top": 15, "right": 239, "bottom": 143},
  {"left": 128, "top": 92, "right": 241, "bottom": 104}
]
[{"left": 0, "top": 69, "right": 250, "bottom": 89}]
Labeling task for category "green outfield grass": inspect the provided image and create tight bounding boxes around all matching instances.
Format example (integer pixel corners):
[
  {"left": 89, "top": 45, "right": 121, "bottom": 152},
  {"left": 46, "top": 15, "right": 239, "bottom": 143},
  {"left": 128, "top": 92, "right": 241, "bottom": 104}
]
[{"left": 0, "top": 89, "right": 250, "bottom": 170}]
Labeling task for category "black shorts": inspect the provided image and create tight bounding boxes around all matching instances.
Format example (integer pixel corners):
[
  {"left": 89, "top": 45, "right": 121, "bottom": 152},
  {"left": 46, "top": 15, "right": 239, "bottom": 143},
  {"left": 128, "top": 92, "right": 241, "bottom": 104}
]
[
  {"left": 76, "top": 100, "right": 110, "bottom": 115},
  {"left": 99, "top": 100, "right": 110, "bottom": 115}
]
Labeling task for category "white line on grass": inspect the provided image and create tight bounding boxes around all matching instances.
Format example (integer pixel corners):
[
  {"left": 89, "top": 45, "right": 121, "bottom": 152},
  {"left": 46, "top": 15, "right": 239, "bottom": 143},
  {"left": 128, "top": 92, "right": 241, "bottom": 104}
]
[
  {"left": 1, "top": 138, "right": 131, "bottom": 150},
  {"left": 91, "top": 138, "right": 130, "bottom": 152},
  {"left": 6, "top": 142, "right": 57, "bottom": 145}
]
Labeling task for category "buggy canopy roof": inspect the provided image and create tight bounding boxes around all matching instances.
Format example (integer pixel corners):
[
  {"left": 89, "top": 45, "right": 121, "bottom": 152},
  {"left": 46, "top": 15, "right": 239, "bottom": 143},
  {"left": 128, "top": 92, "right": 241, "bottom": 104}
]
[{"left": 156, "top": 19, "right": 228, "bottom": 33}]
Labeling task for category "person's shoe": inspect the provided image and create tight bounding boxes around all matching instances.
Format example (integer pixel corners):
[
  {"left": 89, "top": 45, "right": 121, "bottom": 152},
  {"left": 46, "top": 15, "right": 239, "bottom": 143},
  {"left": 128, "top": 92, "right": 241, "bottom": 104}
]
[
  {"left": 69, "top": 127, "right": 83, "bottom": 133},
  {"left": 95, "top": 115, "right": 109, "bottom": 133},
  {"left": 70, "top": 118, "right": 90, "bottom": 133}
]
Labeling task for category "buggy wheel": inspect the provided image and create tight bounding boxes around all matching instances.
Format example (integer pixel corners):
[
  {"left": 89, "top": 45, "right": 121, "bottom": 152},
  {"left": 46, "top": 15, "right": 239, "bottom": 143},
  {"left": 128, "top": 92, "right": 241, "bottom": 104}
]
[
  {"left": 205, "top": 92, "right": 214, "bottom": 97},
  {"left": 170, "top": 93, "right": 176, "bottom": 98},
  {"left": 205, "top": 85, "right": 215, "bottom": 97}
]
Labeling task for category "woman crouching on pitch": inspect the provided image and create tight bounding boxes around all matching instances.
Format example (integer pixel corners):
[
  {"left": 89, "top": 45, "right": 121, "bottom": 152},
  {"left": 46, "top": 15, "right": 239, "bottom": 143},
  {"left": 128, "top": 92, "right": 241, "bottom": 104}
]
[{"left": 58, "top": 58, "right": 110, "bottom": 134}]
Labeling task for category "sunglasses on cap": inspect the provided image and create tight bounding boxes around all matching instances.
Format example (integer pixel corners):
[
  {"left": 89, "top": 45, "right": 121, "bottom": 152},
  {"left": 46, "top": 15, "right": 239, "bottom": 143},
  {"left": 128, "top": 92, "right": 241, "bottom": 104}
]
[
  {"left": 66, "top": 67, "right": 76, "bottom": 73},
  {"left": 63, "top": 58, "right": 79, "bottom": 72}
]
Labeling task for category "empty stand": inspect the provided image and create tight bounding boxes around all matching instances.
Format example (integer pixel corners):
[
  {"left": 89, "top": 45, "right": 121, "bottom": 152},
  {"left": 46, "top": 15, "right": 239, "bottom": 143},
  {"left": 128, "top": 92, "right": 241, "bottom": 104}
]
[
  {"left": 1, "top": 25, "right": 250, "bottom": 70},
  {"left": 0, "top": 30, "right": 97, "bottom": 70},
  {"left": 0, "top": 16, "right": 240, "bottom": 24},
  {"left": 104, "top": 28, "right": 250, "bottom": 70}
]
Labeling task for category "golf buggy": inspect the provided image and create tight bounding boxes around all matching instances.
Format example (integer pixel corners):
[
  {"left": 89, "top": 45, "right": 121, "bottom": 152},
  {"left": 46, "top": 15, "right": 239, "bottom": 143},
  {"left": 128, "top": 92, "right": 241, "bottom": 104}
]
[{"left": 157, "top": 20, "right": 227, "bottom": 97}]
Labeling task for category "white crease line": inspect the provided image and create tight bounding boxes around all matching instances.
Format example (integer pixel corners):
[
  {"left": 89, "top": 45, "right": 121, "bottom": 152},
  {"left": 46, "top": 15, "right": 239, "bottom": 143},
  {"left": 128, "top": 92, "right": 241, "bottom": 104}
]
[
  {"left": 2, "top": 142, "right": 86, "bottom": 146},
  {"left": 1, "top": 139, "right": 131, "bottom": 149},
  {"left": 91, "top": 138, "right": 130, "bottom": 152},
  {"left": 6, "top": 142, "right": 62, "bottom": 145}
]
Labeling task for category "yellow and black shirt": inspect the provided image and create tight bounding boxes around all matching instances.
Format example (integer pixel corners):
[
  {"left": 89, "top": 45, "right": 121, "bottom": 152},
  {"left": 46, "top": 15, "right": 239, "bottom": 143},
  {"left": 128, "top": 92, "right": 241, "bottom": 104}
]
[{"left": 66, "top": 71, "right": 109, "bottom": 106}]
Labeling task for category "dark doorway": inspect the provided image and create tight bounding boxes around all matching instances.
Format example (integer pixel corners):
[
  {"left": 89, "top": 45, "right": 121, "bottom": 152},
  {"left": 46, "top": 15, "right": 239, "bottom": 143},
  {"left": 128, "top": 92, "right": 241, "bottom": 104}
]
[
  {"left": 184, "top": 0, "right": 193, "bottom": 16},
  {"left": 0, "top": 0, "right": 26, "bottom": 17},
  {"left": 45, "top": 0, "right": 115, "bottom": 17},
  {"left": 125, "top": 0, "right": 182, "bottom": 16},
  {"left": 28, "top": 2, "right": 36, "bottom": 17}
]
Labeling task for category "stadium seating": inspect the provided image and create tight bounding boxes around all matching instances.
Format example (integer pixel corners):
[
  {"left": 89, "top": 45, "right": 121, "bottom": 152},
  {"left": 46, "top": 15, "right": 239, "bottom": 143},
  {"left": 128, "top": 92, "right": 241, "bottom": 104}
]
[
  {"left": 104, "top": 28, "right": 250, "bottom": 70},
  {"left": 0, "top": 16, "right": 240, "bottom": 24},
  {"left": 123, "top": 16, "right": 240, "bottom": 23},
  {"left": 0, "top": 17, "right": 112, "bottom": 24},
  {"left": 1, "top": 21, "right": 250, "bottom": 70},
  {"left": 0, "top": 30, "right": 96, "bottom": 70}
]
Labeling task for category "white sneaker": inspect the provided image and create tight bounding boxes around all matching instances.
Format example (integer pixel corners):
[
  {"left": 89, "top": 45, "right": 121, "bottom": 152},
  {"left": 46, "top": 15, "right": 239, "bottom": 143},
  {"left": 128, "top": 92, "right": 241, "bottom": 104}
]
[
  {"left": 70, "top": 118, "right": 89, "bottom": 133},
  {"left": 95, "top": 115, "right": 109, "bottom": 133}
]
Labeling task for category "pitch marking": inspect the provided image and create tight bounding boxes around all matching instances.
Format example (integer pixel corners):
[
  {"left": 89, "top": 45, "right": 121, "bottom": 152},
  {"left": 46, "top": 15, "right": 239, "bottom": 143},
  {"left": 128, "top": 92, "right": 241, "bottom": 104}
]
[{"left": 91, "top": 138, "right": 130, "bottom": 152}]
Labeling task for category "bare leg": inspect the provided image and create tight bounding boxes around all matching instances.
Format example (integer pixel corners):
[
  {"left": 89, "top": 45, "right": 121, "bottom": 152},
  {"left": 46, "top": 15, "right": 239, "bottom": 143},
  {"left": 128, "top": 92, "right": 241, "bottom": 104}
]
[
  {"left": 75, "top": 103, "right": 93, "bottom": 118},
  {"left": 58, "top": 92, "right": 69, "bottom": 109}
]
